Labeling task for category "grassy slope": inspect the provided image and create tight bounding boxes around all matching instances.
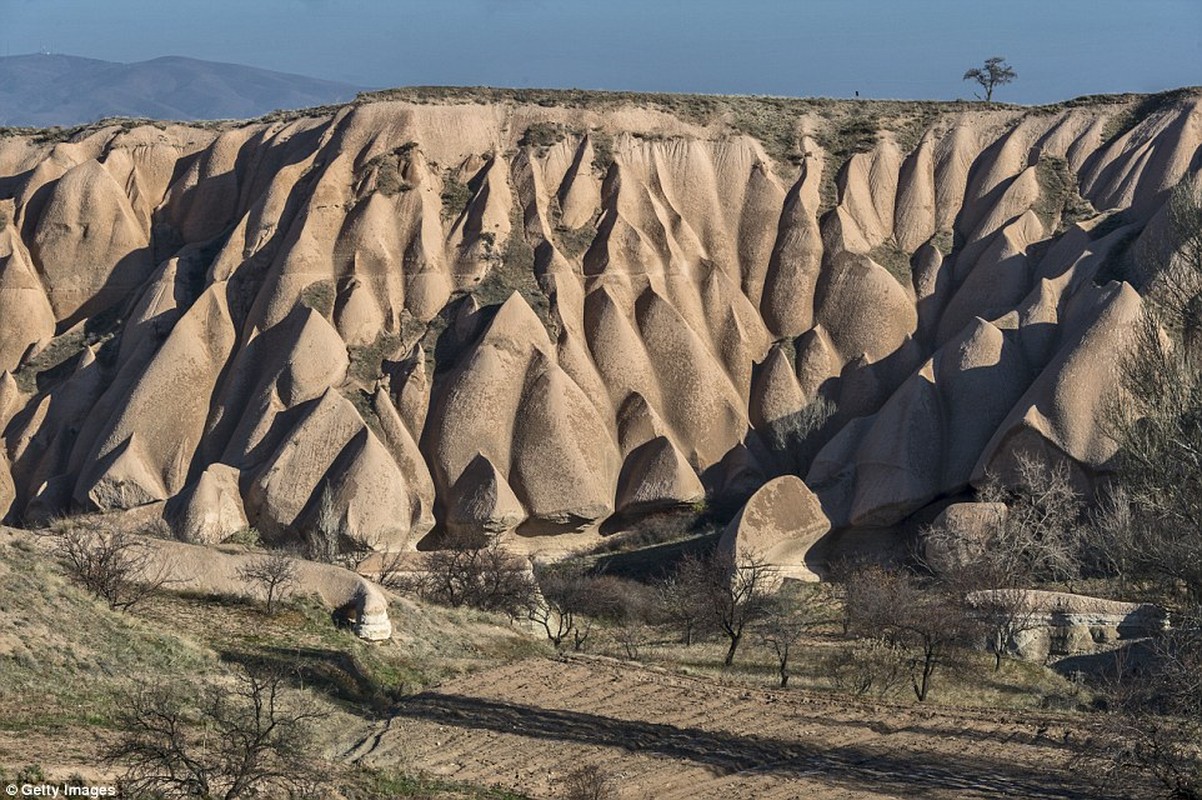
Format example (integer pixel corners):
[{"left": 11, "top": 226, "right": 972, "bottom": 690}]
[{"left": 0, "top": 527, "right": 545, "bottom": 797}]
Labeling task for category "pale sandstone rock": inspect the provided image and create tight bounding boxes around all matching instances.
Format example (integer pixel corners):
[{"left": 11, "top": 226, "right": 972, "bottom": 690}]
[
  {"left": 814, "top": 251, "right": 917, "bottom": 364},
  {"left": 718, "top": 475, "right": 831, "bottom": 582},
  {"left": 174, "top": 463, "right": 248, "bottom": 544},
  {"left": 0, "top": 227, "right": 55, "bottom": 372},
  {"left": 967, "top": 589, "right": 1166, "bottom": 662},
  {"left": 0, "top": 450, "right": 15, "bottom": 521},
  {"left": 924, "top": 502, "right": 1008, "bottom": 574},
  {"left": 156, "top": 535, "right": 392, "bottom": 640},
  {"left": 447, "top": 452, "right": 526, "bottom": 535},
  {"left": 615, "top": 436, "right": 704, "bottom": 513},
  {"left": 30, "top": 159, "right": 152, "bottom": 321},
  {"left": 0, "top": 93, "right": 1196, "bottom": 565}
]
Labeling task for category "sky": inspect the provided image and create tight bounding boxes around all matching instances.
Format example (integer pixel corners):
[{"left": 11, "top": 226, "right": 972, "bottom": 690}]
[{"left": 0, "top": 0, "right": 1198, "bottom": 104}]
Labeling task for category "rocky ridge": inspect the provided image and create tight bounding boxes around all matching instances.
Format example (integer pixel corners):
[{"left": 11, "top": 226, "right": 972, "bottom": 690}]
[{"left": 1, "top": 88, "right": 1200, "bottom": 559}]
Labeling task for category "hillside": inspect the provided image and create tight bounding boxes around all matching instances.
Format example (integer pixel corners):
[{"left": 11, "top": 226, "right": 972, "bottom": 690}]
[
  {"left": 0, "top": 54, "right": 363, "bottom": 126},
  {"left": 0, "top": 87, "right": 1201, "bottom": 567},
  {"left": 0, "top": 523, "right": 1142, "bottom": 797},
  {"left": 0, "top": 524, "right": 541, "bottom": 792}
]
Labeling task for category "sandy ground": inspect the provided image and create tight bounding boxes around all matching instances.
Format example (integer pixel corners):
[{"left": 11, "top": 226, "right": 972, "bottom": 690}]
[{"left": 348, "top": 655, "right": 1128, "bottom": 800}]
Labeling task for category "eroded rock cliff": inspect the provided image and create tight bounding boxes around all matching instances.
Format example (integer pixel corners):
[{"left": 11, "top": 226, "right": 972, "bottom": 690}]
[{"left": 1, "top": 88, "right": 1200, "bottom": 556}]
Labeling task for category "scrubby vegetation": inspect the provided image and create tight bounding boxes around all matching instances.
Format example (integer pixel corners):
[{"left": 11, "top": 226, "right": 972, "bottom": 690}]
[{"left": 0, "top": 526, "right": 542, "bottom": 796}]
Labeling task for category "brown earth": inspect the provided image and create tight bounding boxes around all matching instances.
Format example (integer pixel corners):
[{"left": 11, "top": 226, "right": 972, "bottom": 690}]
[{"left": 349, "top": 655, "right": 1133, "bottom": 799}]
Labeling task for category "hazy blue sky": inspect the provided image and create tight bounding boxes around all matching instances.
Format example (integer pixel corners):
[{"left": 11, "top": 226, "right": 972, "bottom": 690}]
[{"left": 1, "top": 0, "right": 1198, "bottom": 103}]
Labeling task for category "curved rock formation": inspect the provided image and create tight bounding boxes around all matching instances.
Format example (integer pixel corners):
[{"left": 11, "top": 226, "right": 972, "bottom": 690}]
[
  {"left": 718, "top": 475, "right": 831, "bottom": 582},
  {"left": 0, "top": 87, "right": 1199, "bottom": 560}
]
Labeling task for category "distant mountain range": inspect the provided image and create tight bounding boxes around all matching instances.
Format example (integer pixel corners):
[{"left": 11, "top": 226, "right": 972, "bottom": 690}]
[{"left": 0, "top": 54, "right": 364, "bottom": 127}]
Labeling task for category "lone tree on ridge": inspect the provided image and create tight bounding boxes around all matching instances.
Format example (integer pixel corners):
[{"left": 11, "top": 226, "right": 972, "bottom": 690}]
[{"left": 963, "top": 57, "right": 1017, "bottom": 102}]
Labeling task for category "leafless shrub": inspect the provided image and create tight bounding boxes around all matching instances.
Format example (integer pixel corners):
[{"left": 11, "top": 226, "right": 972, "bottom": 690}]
[
  {"left": 973, "top": 455, "right": 1087, "bottom": 584},
  {"left": 1099, "top": 311, "right": 1202, "bottom": 605},
  {"left": 590, "top": 507, "right": 711, "bottom": 555},
  {"left": 407, "top": 531, "right": 537, "bottom": 619},
  {"left": 967, "top": 587, "right": 1042, "bottom": 671},
  {"left": 372, "top": 548, "right": 413, "bottom": 591},
  {"left": 827, "top": 639, "right": 908, "bottom": 698},
  {"left": 1079, "top": 182, "right": 1202, "bottom": 797},
  {"left": 615, "top": 620, "right": 651, "bottom": 660},
  {"left": 844, "top": 565, "right": 980, "bottom": 701},
  {"left": 237, "top": 553, "right": 300, "bottom": 615},
  {"left": 54, "top": 521, "right": 173, "bottom": 611},
  {"left": 1083, "top": 612, "right": 1202, "bottom": 799},
  {"left": 559, "top": 763, "right": 616, "bottom": 800},
  {"left": 756, "top": 585, "right": 825, "bottom": 687},
  {"left": 921, "top": 454, "right": 1087, "bottom": 667},
  {"left": 528, "top": 567, "right": 655, "bottom": 653},
  {"left": 655, "top": 572, "right": 710, "bottom": 646},
  {"left": 110, "top": 664, "right": 325, "bottom": 800}
]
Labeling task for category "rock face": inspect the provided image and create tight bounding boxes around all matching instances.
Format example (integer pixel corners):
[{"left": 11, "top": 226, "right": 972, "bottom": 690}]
[
  {"left": 172, "top": 463, "right": 248, "bottom": 544},
  {"left": 145, "top": 537, "right": 394, "bottom": 641},
  {"left": 718, "top": 476, "right": 830, "bottom": 581},
  {"left": 923, "top": 502, "right": 1008, "bottom": 574},
  {"left": 1, "top": 88, "right": 1200, "bottom": 559},
  {"left": 967, "top": 589, "right": 1166, "bottom": 662}
]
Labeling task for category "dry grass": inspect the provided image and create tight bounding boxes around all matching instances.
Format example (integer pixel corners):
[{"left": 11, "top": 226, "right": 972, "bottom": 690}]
[
  {"left": 299, "top": 279, "right": 336, "bottom": 318},
  {"left": 0, "top": 531, "right": 217, "bottom": 748},
  {"left": 584, "top": 623, "right": 1088, "bottom": 712},
  {"left": 869, "top": 239, "right": 915, "bottom": 286},
  {"left": 0, "top": 527, "right": 544, "bottom": 791},
  {"left": 7, "top": 87, "right": 1192, "bottom": 174},
  {"left": 1035, "top": 154, "right": 1096, "bottom": 233}
]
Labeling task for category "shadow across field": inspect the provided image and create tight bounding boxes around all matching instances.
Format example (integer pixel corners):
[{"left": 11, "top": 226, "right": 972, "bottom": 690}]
[
  {"left": 222, "top": 646, "right": 404, "bottom": 715},
  {"left": 392, "top": 692, "right": 1114, "bottom": 799}
]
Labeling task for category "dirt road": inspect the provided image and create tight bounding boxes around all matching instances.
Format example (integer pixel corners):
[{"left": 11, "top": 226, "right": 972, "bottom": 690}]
[{"left": 347, "top": 655, "right": 1127, "bottom": 799}]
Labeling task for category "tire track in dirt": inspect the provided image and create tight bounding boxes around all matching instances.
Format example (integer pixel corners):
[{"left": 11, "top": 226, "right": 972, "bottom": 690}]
[{"left": 350, "top": 656, "right": 1126, "bottom": 799}]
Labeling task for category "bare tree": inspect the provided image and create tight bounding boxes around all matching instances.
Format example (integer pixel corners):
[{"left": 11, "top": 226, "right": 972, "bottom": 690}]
[
  {"left": 1084, "top": 612, "right": 1202, "bottom": 799},
  {"left": 922, "top": 457, "right": 1084, "bottom": 668},
  {"left": 1097, "top": 185, "right": 1202, "bottom": 607},
  {"left": 237, "top": 553, "right": 299, "bottom": 615},
  {"left": 970, "top": 588, "right": 1042, "bottom": 671},
  {"left": 676, "top": 550, "right": 778, "bottom": 667},
  {"left": 530, "top": 562, "right": 623, "bottom": 651},
  {"left": 110, "top": 665, "right": 324, "bottom": 800},
  {"left": 1079, "top": 182, "right": 1202, "bottom": 798},
  {"left": 657, "top": 563, "right": 711, "bottom": 646},
  {"left": 528, "top": 565, "right": 585, "bottom": 650},
  {"left": 963, "top": 57, "right": 1017, "bottom": 102},
  {"left": 844, "top": 565, "right": 979, "bottom": 701},
  {"left": 527, "top": 594, "right": 577, "bottom": 650},
  {"left": 54, "top": 522, "right": 173, "bottom": 611},
  {"left": 756, "top": 586, "right": 823, "bottom": 687},
  {"left": 406, "top": 531, "right": 537, "bottom": 619},
  {"left": 615, "top": 619, "right": 651, "bottom": 660},
  {"left": 974, "top": 455, "right": 1087, "bottom": 584}
]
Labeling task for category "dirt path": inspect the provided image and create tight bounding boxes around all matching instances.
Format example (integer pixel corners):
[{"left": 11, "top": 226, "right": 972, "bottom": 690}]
[{"left": 347, "top": 655, "right": 1126, "bottom": 799}]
